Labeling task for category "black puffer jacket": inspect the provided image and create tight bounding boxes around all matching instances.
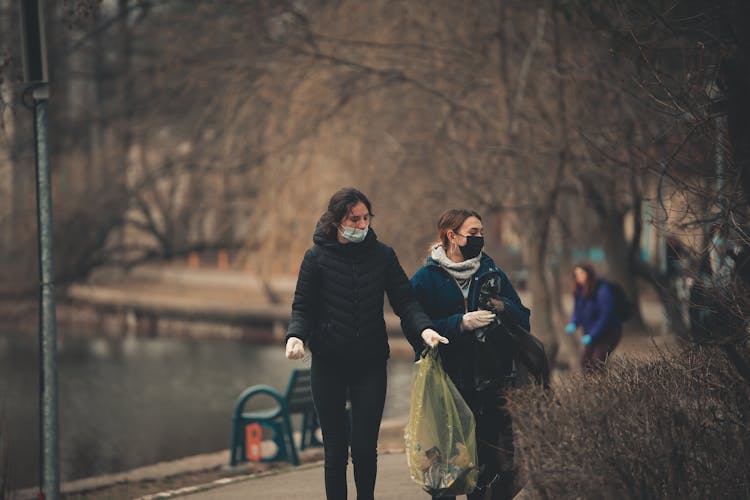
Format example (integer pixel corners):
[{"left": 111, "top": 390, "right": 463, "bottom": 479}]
[{"left": 286, "top": 224, "right": 433, "bottom": 363}]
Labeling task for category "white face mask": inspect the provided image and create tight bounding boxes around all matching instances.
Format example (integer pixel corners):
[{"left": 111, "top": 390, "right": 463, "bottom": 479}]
[{"left": 339, "top": 225, "right": 369, "bottom": 243}]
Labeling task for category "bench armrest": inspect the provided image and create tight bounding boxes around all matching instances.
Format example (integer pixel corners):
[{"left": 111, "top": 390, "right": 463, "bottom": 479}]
[{"left": 233, "top": 385, "right": 287, "bottom": 420}]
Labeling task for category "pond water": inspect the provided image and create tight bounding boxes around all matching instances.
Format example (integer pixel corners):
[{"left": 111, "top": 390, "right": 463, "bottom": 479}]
[{"left": 0, "top": 332, "right": 414, "bottom": 489}]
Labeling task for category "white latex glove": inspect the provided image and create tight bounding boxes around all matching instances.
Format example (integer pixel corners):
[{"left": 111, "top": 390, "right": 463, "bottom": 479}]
[
  {"left": 285, "top": 337, "right": 305, "bottom": 360},
  {"left": 421, "top": 328, "right": 449, "bottom": 347},
  {"left": 461, "top": 310, "right": 496, "bottom": 331}
]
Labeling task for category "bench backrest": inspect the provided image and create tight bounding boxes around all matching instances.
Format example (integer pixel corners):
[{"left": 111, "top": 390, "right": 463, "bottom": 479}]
[{"left": 284, "top": 368, "right": 314, "bottom": 414}]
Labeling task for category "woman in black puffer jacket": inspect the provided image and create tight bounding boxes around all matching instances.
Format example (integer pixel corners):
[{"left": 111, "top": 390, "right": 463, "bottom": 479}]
[{"left": 285, "top": 187, "right": 446, "bottom": 500}]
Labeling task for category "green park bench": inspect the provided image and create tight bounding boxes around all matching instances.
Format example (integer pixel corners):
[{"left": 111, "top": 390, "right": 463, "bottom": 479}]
[{"left": 229, "top": 368, "right": 323, "bottom": 466}]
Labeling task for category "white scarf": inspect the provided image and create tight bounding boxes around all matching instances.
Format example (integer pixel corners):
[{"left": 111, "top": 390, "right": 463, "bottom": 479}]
[{"left": 430, "top": 244, "right": 481, "bottom": 288}]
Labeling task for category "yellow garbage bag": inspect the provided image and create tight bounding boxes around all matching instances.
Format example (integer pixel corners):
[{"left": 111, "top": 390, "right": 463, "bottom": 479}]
[{"left": 404, "top": 346, "right": 478, "bottom": 497}]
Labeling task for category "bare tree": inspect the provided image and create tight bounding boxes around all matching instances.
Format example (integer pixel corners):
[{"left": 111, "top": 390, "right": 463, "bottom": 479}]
[
  {"left": 3, "top": 1, "right": 745, "bottom": 384},
  {"left": 570, "top": 0, "right": 750, "bottom": 380}
]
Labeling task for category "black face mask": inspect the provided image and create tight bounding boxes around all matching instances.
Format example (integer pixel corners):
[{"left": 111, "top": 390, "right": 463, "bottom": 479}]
[{"left": 458, "top": 235, "right": 484, "bottom": 260}]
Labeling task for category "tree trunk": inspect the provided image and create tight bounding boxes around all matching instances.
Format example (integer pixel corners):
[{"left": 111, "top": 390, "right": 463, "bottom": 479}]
[
  {"left": 524, "top": 234, "right": 560, "bottom": 367},
  {"left": 600, "top": 210, "right": 642, "bottom": 324}
]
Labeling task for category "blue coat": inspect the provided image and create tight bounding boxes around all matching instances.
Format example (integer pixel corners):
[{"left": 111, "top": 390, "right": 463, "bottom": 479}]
[
  {"left": 407, "top": 253, "right": 530, "bottom": 391},
  {"left": 570, "top": 280, "right": 622, "bottom": 341}
]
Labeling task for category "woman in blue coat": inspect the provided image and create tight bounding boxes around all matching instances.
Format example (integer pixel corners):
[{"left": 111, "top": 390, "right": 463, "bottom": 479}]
[
  {"left": 564, "top": 263, "right": 623, "bottom": 373},
  {"left": 408, "top": 209, "right": 530, "bottom": 500}
]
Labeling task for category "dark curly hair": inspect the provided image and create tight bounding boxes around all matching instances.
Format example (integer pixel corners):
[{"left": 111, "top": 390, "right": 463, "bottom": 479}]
[{"left": 317, "top": 187, "right": 373, "bottom": 238}]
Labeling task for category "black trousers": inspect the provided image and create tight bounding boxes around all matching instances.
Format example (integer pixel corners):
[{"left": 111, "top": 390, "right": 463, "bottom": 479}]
[
  {"left": 434, "top": 390, "right": 515, "bottom": 500},
  {"left": 311, "top": 356, "right": 387, "bottom": 500}
]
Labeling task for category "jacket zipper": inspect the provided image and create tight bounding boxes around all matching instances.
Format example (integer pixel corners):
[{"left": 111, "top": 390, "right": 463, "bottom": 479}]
[
  {"left": 352, "top": 257, "right": 359, "bottom": 336},
  {"left": 447, "top": 275, "right": 469, "bottom": 313}
]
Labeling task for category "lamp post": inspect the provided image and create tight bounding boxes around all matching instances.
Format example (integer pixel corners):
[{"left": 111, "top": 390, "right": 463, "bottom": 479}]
[
  {"left": 19, "top": 1, "right": 59, "bottom": 498},
  {"left": 707, "top": 82, "right": 730, "bottom": 285}
]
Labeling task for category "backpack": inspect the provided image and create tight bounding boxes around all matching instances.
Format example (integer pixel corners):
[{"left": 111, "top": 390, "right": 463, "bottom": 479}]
[{"left": 605, "top": 280, "right": 632, "bottom": 322}]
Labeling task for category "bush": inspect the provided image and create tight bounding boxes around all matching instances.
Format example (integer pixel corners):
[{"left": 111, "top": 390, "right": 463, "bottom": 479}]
[{"left": 506, "top": 347, "right": 750, "bottom": 499}]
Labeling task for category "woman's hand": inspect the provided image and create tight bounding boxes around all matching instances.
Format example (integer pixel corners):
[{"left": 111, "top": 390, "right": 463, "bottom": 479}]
[
  {"left": 285, "top": 337, "right": 305, "bottom": 360},
  {"left": 461, "top": 310, "right": 495, "bottom": 331},
  {"left": 421, "top": 328, "right": 449, "bottom": 347}
]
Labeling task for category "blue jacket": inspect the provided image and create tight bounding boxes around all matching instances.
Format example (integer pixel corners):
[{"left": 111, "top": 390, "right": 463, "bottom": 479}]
[
  {"left": 570, "top": 280, "right": 622, "bottom": 341},
  {"left": 407, "top": 252, "right": 530, "bottom": 390}
]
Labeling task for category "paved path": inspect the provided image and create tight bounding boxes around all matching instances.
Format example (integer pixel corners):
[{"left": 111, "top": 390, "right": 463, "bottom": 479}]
[{"left": 150, "top": 451, "right": 426, "bottom": 500}]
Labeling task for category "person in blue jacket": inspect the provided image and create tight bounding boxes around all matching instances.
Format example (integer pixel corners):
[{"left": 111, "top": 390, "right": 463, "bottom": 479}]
[
  {"left": 565, "top": 263, "right": 623, "bottom": 373},
  {"left": 407, "top": 208, "right": 530, "bottom": 500}
]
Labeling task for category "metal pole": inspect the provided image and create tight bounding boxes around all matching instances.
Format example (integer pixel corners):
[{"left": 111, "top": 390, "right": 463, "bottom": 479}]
[
  {"left": 641, "top": 200, "right": 652, "bottom": 263},
  {"left": 716, "top": 113, "right": 726, "bottom": 209},
  {"left": 18, "top": 0, "right": 57, "bottom": 495},
  {"left": 33, "top": 86, "right": 60, "bottom": 500},
  {"left": 712, "top": 97, "right": 729, "bottom": 284}
]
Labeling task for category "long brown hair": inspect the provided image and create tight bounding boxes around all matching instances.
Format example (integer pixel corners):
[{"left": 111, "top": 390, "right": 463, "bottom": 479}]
[
  {"left": 317, "top": 187, "right": 373, "bottom": 238},
  {"left": 573, "top": 263, "right": 598, "bottom": 298},
  {"left": 434, "top": 209, "right": 482, "bottom": 250}
]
